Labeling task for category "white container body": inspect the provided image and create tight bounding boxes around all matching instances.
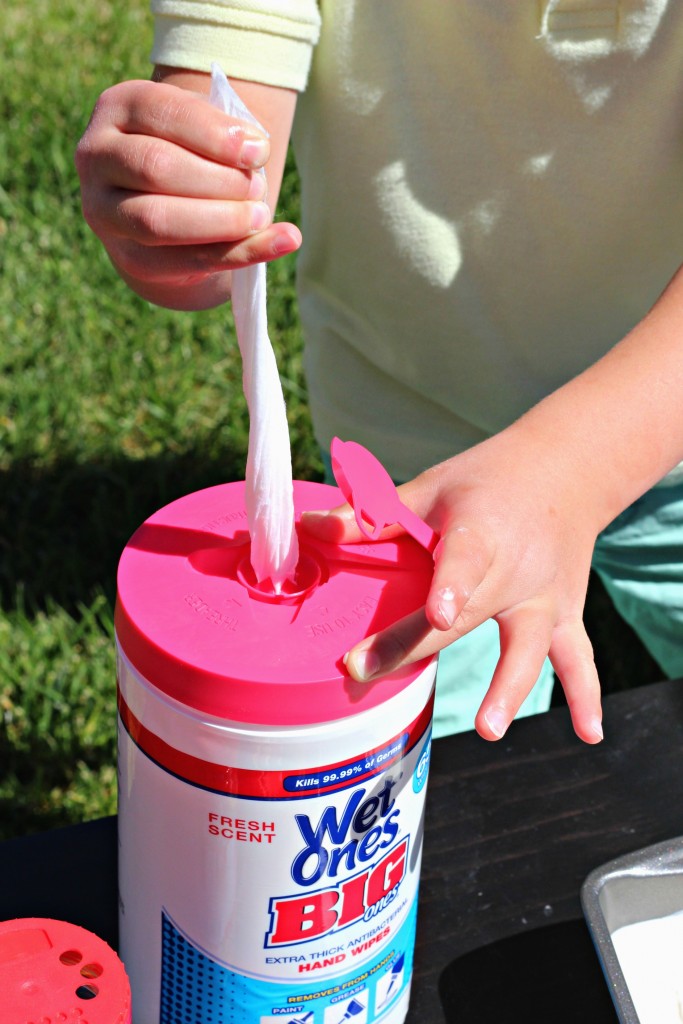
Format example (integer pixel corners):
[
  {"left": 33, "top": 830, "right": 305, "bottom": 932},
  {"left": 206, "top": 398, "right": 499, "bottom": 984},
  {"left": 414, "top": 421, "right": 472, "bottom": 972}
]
[{"left": 117, "top": 642, "right": 436, "bottom": 1024}]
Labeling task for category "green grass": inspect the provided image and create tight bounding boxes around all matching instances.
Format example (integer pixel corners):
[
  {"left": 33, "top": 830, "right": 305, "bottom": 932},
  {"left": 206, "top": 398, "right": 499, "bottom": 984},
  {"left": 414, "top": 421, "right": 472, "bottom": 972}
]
[
  {"left": 0, "top": 0, "right": 320, "bottom": 842},
  {"left": 0, "top": 0, "right": 662, "bottom": 843}
]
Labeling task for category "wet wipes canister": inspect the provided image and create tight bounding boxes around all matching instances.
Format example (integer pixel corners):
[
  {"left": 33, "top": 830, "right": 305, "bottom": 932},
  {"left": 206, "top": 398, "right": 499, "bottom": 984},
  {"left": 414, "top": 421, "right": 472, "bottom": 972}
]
[{"left": 115, "top": 480, "right": 436, "bottom": 1024}]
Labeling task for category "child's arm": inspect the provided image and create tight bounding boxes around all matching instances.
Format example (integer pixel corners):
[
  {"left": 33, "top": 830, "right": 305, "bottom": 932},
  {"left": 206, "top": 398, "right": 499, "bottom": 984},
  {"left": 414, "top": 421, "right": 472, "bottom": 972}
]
[
  {"left": 304, "top": 265, "right": 683, "bottom": 745},
  {"left": 75, "top": 67, "right": 299, "bottom": 310}
]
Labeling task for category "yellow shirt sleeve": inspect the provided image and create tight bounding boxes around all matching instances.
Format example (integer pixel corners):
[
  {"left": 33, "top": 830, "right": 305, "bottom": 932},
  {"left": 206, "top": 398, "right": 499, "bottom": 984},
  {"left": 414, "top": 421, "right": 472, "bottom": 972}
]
[{"left": 150, "top": 0, "right": 321, "bottom": 91}]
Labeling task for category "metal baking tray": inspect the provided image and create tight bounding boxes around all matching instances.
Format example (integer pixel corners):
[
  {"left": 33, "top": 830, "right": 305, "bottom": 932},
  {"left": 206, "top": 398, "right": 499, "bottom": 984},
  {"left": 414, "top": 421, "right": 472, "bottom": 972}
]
[{"left": 582, "top": 836, "right": 683, "bottom": 1024}]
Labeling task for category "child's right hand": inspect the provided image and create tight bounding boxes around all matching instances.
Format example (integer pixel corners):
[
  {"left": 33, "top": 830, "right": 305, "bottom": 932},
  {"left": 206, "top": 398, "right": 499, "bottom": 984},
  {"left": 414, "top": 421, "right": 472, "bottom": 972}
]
[{"left": 75, "top": 72, "right": 301, "bottom": 309}]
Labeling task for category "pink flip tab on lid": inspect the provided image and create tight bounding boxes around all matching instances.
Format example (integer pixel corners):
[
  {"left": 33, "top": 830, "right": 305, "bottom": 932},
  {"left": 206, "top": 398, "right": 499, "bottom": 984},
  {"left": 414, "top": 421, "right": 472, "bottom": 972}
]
[
  {"left": 115, "top": 441, "right": 437, "bottom": 725},
  {"left": 0, "top": 917, "right": 131, "bottom": 1024},
  {"left": 330, "top": 437, "right": 439, "bottom": 552}
]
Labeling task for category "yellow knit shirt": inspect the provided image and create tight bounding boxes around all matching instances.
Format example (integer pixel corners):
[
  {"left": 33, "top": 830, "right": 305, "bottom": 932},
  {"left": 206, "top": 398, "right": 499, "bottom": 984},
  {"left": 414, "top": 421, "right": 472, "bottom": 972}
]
[
  {"left": 152, "top": 1, "right": 683, "bottom": 483},
  {"left": 151, "top": 0, "right": 320, "bottom": 90}
]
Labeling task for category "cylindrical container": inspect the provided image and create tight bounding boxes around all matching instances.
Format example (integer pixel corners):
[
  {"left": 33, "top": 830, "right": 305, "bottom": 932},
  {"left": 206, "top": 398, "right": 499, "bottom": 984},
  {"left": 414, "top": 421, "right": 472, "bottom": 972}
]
[
  {"left": 116, "top": 480, "right": 436, "bottom": 1024},
  {"left": 0, "top": 917, "right": 131, "bottom": 1023}
]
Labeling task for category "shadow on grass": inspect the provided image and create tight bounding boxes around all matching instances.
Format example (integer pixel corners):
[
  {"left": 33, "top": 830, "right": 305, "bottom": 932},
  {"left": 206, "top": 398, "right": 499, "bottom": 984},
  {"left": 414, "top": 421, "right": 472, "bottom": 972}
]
[
  {"left": 0, "top": 444, "right": 323, "bottom": 840},
  {"left": 0, "top": 446, "right": 664, "bottom": 689},
  {"left": 0, "top": 448, "right": 663, "bottom": 842},
  {"left": 0, "top": 444, "right": 322, "bottom": 616}
]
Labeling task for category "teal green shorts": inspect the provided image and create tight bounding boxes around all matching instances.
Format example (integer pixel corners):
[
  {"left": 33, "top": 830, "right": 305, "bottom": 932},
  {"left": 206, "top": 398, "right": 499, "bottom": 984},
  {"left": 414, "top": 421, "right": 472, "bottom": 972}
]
[{"left": 322, "top": 452, "right": 683, "bottom": 738}]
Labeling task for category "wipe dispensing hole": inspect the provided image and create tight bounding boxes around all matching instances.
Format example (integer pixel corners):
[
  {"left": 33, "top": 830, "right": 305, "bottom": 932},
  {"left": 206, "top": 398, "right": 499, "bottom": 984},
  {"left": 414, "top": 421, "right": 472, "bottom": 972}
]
[{"left": 236, "top": 549, "right": 322, "bottom": 603}]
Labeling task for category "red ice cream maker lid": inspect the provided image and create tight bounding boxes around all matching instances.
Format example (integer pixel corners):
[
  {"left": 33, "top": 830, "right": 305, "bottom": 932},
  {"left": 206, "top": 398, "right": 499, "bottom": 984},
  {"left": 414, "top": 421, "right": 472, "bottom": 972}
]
[{"left": 0, "top": 917, "right": 131, "bottom": 1024}]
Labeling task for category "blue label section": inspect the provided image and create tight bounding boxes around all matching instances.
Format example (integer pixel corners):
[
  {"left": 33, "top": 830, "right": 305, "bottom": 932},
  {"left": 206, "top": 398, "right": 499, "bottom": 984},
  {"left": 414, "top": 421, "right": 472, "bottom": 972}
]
[
  {"left": 412, "top": 731, "right": 431, "bottom": 795},
  {"left": 282, "top": 736, "right": 409, "bottom": 795},
  {"left": 160, "top": 905, "right": 417, "bottom": 1023}
]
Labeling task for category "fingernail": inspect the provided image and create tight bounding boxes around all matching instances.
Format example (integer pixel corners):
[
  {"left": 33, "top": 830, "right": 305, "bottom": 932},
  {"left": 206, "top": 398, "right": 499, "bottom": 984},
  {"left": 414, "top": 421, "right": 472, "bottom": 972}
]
[
  {"left": 590, "top": 717, "right": 604, "bottom": 742},
  {"left": 240, "top": 138, "right": 269, "bottom": 168},
  {"left": 435, "top": 586, "right": 456, "bottom": 628},
  {"left": 344, "top": 648, "right": 381, "bottom": 682},
  {"left": 247, "top": 172, "right": 267, "bottom": 201},
  {"left": 272, "top": 228, "right": 300, "bottom": 256},
  {"left": 484, "top": 707, "right": 508, "bottom": 739},
  {"left": 250, "top": 201, "right": 271, "bottom": 231}
]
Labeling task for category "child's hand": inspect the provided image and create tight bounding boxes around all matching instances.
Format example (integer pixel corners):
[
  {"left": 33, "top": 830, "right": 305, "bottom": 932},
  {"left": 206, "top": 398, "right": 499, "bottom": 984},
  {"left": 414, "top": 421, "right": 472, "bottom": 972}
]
[
  {"left": 302, "top": 424, "right": 604, "bottom": 745},
  {"left": 75, "top": 74, "right": 300, "bottom": 309},
  {"left": 303, "top": 262, "right": 683, "bottom": 746}
]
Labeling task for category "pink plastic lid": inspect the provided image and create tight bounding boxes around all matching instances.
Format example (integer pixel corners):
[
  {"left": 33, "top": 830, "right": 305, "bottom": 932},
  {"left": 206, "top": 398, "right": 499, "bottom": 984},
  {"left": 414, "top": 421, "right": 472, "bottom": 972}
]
[
  {"left": 115, "top": 480, "right": 435, "bottom": 725},
  {"left": 0, "top": 917, "right": 131, "bottom": 1024}
]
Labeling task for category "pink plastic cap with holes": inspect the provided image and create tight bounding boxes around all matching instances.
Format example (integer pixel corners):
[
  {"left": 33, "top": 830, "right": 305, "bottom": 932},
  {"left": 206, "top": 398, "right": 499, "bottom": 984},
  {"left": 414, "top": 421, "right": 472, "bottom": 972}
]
[
  {"left": 0, "top": 917, "right": 131, "bottom": 1024},
  {"left": 115, "top": 475, "right": 436, "bottom": 725}
]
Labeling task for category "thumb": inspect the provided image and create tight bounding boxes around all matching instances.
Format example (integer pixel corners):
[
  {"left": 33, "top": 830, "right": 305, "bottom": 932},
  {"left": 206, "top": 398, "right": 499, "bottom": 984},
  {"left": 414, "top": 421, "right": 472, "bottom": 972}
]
[
  {"left": 300, "top": 504, "right": 406, "bottom": 545},
  {"left": 299, "top": 504, "right": 362, "bottom": 544}
]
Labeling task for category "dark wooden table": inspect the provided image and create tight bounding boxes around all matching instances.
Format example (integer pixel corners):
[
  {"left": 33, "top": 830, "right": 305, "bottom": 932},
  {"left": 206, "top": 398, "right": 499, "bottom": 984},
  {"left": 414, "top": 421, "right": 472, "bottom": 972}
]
[{"left": 2, "top": 679, "right": 682, "bottom": 1022}]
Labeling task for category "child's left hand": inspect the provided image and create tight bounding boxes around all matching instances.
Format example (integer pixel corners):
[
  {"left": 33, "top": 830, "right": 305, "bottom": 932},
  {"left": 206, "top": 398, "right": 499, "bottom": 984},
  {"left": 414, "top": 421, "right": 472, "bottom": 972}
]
[{"left": 302, "top": 421, "right": 604, "bottom": 744}]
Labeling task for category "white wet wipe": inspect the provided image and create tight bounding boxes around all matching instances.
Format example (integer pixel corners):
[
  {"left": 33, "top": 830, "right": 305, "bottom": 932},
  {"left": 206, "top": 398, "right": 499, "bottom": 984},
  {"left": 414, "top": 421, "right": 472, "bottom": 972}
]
[{"left": 209, "top": 63, "right": 299, "bottom": 592}]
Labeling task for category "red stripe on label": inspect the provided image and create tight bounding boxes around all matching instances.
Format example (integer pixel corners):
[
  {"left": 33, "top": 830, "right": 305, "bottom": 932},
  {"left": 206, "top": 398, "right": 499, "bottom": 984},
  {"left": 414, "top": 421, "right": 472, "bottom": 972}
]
[{"left": 117, "top": 688, "right": 433, "bottom": 799}]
